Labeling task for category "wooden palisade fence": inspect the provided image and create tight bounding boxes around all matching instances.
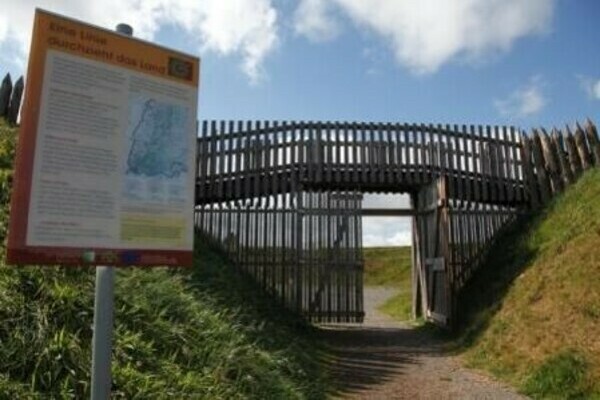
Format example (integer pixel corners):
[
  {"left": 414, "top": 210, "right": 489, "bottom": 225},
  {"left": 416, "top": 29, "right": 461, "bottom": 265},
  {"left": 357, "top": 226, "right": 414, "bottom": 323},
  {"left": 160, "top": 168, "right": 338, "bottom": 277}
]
[
  {"left": 195, "top": 119, "right": 600, "bottom": 327},
  {"left": 0, "top": 73, "right": 24, "bottom": 125}
]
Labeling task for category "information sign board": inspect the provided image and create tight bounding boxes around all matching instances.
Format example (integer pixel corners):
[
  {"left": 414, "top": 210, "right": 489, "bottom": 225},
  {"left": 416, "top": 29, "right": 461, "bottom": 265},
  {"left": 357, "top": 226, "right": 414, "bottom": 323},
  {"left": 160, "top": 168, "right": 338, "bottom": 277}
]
[{"left": 7, "top": 9, "right": 200, "bottom": 266}]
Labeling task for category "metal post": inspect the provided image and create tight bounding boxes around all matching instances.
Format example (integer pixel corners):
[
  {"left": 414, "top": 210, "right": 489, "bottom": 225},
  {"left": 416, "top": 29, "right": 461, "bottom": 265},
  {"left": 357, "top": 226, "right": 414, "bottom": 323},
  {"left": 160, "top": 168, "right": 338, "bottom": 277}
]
[
  {"left": 90, "top": 22, "right": 132, "bottom": 400},
  {"left": 90, "top": 266, "right": 115, "bottom": 400}
]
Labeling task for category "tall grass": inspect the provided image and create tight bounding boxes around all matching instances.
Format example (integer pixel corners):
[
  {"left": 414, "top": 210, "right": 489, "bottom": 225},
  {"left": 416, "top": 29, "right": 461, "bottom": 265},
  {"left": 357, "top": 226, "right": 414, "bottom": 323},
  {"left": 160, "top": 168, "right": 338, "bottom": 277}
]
[{"left": 0, "top": 122, "right": 327, "bottom": 398}]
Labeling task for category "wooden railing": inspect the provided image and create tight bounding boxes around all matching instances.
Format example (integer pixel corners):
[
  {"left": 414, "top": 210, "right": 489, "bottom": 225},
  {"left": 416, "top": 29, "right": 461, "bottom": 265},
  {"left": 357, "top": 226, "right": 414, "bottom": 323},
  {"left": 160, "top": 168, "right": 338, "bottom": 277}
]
[{"left": 196, "top": 121, "right": 527, "bottom": 206}]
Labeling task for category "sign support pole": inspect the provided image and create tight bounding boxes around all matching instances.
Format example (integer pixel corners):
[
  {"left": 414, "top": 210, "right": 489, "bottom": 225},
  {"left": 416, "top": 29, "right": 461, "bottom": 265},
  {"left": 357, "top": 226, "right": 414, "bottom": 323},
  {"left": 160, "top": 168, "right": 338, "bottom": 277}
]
[
  {"left": 90, "top": 23, "right": 133, "bottom": 400},
  {"left": 90, "top": 265, "right": 115, "bottom": 400}
]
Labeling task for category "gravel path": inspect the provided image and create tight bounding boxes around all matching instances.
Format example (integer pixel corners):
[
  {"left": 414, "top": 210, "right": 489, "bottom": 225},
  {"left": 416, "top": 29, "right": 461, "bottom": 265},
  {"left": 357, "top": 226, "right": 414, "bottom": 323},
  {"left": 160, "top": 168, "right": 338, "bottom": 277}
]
[{"left": 318, "top": 287, "right": 527, "bottom": 400}]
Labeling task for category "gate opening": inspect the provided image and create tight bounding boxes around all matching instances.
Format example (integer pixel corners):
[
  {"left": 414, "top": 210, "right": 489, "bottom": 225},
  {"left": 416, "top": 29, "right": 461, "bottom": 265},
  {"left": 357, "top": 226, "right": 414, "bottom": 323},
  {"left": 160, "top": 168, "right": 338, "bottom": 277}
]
[{"left": 362, "top": 193, "right": 413, "bottom": 321}]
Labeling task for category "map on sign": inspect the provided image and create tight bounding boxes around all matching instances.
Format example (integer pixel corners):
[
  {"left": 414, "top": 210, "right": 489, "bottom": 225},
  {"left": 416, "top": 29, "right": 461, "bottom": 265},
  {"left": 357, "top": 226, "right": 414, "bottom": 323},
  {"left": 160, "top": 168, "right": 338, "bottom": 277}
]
[
  {"left": 126, "top": 98, "right": 189, "bottom": 179},
  {"left": 122, "top": 97, "right": 190, "bottom": 205}
]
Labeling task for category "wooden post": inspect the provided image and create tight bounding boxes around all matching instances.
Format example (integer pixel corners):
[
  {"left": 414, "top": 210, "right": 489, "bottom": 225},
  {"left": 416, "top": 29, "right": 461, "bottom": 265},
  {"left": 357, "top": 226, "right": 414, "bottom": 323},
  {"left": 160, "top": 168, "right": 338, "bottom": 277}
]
[
  {"left": 584, "top": 119, "right": 600, "bottom": 167},
  {"left": 575, "top": 122, "right": 592, "bottom": 171},
  {"left": 540, "top": 128, "right": 562, "bottom": 194},
  {"left": 7, "top": 76, "right": 24, "bottom": 125},
  {"left": 0, "top": 73, "right": 12, "bottom": 117},
  {"left": 565, "top": 125, "right": 582, "bottom": 178},
  {"left": 410, "top": 193, "right": 422, "bottom": 318},
  {"left": 552, "top": 128, "right": 574, "bottom": 186},
  {"left": 531, "top": 129, "right": 551, "bottom": 204}
]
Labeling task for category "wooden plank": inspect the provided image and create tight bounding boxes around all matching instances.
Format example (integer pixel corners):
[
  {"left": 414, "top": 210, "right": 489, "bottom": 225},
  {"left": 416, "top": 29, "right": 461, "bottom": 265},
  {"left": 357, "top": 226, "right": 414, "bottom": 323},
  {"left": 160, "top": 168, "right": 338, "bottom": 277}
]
[
  {"left": 510, "top": 126, "right": 522, "bottom": 203},
  {"left": 470, "top": 125, "right": 480, "bottom": 203},
  {"left": 217, "top": 120, "right": 226, "bottom": 200},
  {"left": 307, "top": 122, "right": 315, "bottom": 183},
  {"left": 272, "top": 121, "right": 280, "bottom": 200},
  {"left": 531, "top": 129, "right": 551, "bottom": 204},
  {"left": 501, "top": 126, "right": 513, "bottom": 202},
  {"left": 478, "top": 126, "right": 489, "bottom": 202},
  {"left": 386, "top": 123, "right": 395, "bottom": 185},
  {"left": 295, "top": 188, "right": 304, "bottom": 313},
  {"left": 352, "top": 123, "right": 360, "bottom": 184},
  {"left": 395, "top": 123, "right": 403, "bottom": 184},
  {"left": 564, "top": 125, "right": 583, "bottom": 178},
  {"left": 369, "top": 124, "right": 377, "bottom": 183},
  {"left": 336, "top": 122, "right": 343, "bottom": 183},
  {"left": 492, "top": 126, "right": 505, "bottom": 203},
  {"left": 344, "top": 123, "right": 351, "bottom": 183},
  {"left": 197, "top": 121, "right": 208, "bottom": 201},
  {"left": 404, "top": 124, "right": 412, "bottom": 185},
  {"left": 6, "top": 76, "right": 23, "bottom": 124},
  {"left": 235, "top": 121, "right": 244, "bottom": 199},
  {"left": 552, "top": 128, "right": 574, "bottom": 186},
  {"left": 575, "top": 122, "right": 592, "bottom": 170},
  {"left": 452, "top": 124, "right": 462, "bottom": 201},
  {"left": 225, "top": 121, "right": 234, "bottom": 200},
  {"left": 540, "top": 128, "right": 562, "bottom": 194},
  {"left": 0, "top": 73, "right": 12, "bottom": 117},
  {"left": 520, "top": 134, "right": 539, "bottom": 209},
  {"left": 585, "top": 119, "right": 600, "bottom": 166},
  {"left": 361, "top": 208, "right": 415, "bottom": 216},
  {"left": 420, "top": 124, "right": 429, "bottom": 183},
  {"left": 486, "top": 125, "right": 499, "bottom": 203}
]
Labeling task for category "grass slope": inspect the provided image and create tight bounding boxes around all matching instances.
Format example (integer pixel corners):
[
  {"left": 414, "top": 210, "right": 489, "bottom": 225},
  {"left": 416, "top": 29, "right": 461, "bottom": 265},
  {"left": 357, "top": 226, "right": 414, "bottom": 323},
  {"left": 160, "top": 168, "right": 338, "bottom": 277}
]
[
  {"left": 0, "top": 122, "right": 326, "bottom": 398},
  {"left": 458, "top": 169, "right": 600, "bottom": 399},
  {"left": 363, "top": 247, "right": 413, "bottom": 321}
]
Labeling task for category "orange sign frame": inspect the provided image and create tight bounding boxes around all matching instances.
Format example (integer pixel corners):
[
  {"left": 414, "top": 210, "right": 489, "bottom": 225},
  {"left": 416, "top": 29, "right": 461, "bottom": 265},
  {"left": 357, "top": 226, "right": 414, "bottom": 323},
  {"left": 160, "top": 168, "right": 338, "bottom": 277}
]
[{"left": 7, "top": 9, "right": 200, "bottom": 266}]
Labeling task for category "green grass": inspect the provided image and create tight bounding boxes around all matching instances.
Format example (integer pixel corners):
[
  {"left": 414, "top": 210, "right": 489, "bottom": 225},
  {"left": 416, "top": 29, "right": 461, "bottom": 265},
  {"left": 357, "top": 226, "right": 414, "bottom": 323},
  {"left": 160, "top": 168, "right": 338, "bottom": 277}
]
[
  {"left": 363, "top": 246, "right": 411, "bottom": 287},
  {"left": 378, "top": 291, "right": 413, "bottom": 322},
  {"left": 0, "top": 121, "right": 328, "bottom": 398},
  {"left": 363, "top": 247, "right": 413, "bottom": 321},
  {"left": 457, "top": 168, "right": 600, "bottom": 399}
]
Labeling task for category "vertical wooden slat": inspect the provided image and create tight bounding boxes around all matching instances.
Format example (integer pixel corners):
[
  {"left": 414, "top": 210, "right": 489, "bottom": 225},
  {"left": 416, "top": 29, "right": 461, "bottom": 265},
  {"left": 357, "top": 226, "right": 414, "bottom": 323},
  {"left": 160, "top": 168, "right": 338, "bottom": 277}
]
[
  {"left": 575, "top": 122, "right": 592, "bottom": 171},
  {"left": 531, "top": 129, "right": 551, "bottom": 204},
  {"left": 509, "top": 126, "right": 522, "bottom": 203},
  {"left": 540, "top": 128, "right": 562, "bottom": 194},
  {"left": 564, "top": 125, "right": 583, "bottom": 179},
  {"left": 335, "top": 122, "right": 342, "bottom": 184},
  {"left": 552, "top": 128, "right": 574, "bottom": 186},
  {"left": 0, "top": 73, "right": 12, "bottom": 117},
  {"left": 7, "top": 76, "right": 23, "bottom": 125},
  {"left": 520, "top": 133, "right": 538, "bottom": 209},
  {"left": 584, "top": 119, "right": 600, "bottom": 166}
]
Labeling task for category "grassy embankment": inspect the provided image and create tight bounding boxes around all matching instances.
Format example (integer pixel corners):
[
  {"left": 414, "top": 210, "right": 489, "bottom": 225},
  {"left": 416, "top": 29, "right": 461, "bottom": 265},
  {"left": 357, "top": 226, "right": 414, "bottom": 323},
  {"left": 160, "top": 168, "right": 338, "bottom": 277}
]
[
  {"left": 0, "top": 121, "right": 327, "bottom": 398},
  {"left": 457, "top": 168, "right": 600, "bottom": 399},
  {"left": 363, "top": 246, "right": 412, "bottom": 321}
]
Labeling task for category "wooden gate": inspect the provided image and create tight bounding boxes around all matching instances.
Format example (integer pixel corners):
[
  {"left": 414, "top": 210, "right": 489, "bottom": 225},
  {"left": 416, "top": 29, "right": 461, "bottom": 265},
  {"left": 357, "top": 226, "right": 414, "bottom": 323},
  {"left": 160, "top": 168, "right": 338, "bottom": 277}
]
[
  {"left": 413, "top": 177, "right": 454, "bottom": 328},
  {"left": 195, "top": 190, "right": 364, "bottom": 323}
]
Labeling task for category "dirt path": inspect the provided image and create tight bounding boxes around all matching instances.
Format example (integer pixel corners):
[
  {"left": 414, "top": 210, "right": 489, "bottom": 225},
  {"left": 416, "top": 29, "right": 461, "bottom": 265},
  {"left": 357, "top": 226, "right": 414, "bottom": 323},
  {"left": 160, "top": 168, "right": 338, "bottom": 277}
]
[{"left": 319, "top": 287, "right": 527, "bottom": 400}]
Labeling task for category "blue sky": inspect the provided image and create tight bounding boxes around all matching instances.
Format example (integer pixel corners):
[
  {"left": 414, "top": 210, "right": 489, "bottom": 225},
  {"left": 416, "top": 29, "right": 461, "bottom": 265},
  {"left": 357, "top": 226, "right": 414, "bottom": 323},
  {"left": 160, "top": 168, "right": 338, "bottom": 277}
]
[{"left": 0, "top": 0, "right": 599, "bottom": 245}]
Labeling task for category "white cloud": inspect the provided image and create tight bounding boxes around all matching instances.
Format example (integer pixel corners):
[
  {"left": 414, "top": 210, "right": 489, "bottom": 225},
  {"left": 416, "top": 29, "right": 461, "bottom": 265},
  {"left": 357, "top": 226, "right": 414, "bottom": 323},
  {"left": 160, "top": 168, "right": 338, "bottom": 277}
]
[
  {"left": 494, "top": 76, "right": 547, "bottom": 118},
  {"left": 363, "top": 217, "right": 412, "bottom": 247},
  {"left": 294, "top": 0, "right": 340, "bottom": 42},
  {"left": 0, "top": 0, "right": 278, "bottom": 82},
  {"left": 295, "top": 0, "right": 554, "bottom": 74},
  {"left": 362, "top": 194, "right": 412, "bottom": 247},
  {"left": 578, "top": 75, "right": 600, "bottom": 100}
]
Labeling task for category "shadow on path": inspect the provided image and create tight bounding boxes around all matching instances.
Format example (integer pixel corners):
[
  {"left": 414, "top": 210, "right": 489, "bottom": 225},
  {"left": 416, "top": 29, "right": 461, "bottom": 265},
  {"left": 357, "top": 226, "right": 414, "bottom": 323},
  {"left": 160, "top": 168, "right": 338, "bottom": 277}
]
[
  {"left": 319, "top": 325, "right": 445, "bottom": 396},
  {"left": 317, "top": 287, "right": 526, "bottom": 400}
]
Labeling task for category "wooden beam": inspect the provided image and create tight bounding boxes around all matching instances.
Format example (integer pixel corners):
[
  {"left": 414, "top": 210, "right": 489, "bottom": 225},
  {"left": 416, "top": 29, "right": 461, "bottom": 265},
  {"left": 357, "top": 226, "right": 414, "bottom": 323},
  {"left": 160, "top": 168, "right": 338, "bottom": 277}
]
[{"left": 361, "top": 208, "right": 415, "bottom": 217}]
